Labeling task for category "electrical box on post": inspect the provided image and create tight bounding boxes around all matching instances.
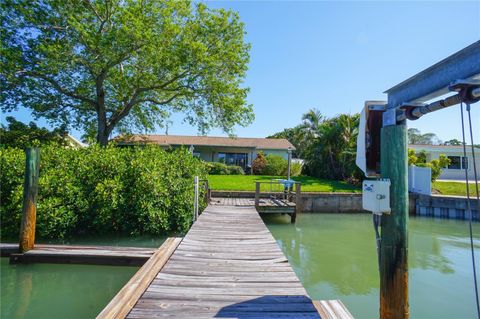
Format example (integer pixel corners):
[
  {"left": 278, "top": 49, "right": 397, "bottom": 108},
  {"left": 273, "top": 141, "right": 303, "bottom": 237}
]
[{"left": 362, "top": 179, "right": 391, "bottom": 215}]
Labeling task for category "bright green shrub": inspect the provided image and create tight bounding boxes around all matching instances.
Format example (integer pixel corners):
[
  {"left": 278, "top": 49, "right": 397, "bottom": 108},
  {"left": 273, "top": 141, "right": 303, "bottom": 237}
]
[
  {"left": 206, "top": 161, "right": 243, "bottom": 175},
  {"left": 415, "top": 154, "right": 450, "bottom": 182},
  {"left": 227, "top": 165, "right": 244, "bottom": 175},
  {"left": 289, "top": 162, "right": 302, "bottom": 177},
  {"left": 263, "top": 155, "right": 287, "bottom": 176},
  {"left": 0, "top": 145, "right": 206, "bottom": 239},
  {"left": 0, "top": 148, "right": 25, "bottom": 237},
  {"left": 408, "top": 149, "right": 450, "bottom": 182}
]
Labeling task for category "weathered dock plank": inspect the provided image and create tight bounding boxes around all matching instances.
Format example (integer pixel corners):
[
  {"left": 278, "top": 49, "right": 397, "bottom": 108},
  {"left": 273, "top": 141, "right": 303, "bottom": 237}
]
[
  {"left": 2, "top": 243, "right": 156, "bottom": 266},
  {"left": 119, "top": 204, "right": 352, "bottom": 318},
  {"left": 313, "top": 300, "right": 355, "bottom": 319},
  {"left": 97, "top": 237, "right": 182, "bottom": 319}
]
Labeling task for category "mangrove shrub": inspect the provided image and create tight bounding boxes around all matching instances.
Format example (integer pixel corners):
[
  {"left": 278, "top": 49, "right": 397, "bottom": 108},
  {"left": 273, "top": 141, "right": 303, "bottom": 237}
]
[{"left": 0, "top": 145, "right": 206, "bottom": 239}]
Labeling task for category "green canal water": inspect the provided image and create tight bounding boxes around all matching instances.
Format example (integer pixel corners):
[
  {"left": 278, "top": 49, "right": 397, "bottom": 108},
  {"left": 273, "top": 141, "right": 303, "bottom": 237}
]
[
  {"left": 1, "top": 236, "right": 166, "bottom": 319},
  {"left": 1, "top": 215, "right": 479, "bottom": 319},
  {"left": 263, "top": 213, "right": 480, "bottom": 319}
]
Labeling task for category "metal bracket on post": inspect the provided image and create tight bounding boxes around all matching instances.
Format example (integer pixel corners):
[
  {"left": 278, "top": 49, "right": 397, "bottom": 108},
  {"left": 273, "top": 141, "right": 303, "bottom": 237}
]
[
  {"left": 382, "top": 108, "right": 397, "bottom": 127},
  {"left": 449, "top": 79, "right": 480, "bottom": 104}
]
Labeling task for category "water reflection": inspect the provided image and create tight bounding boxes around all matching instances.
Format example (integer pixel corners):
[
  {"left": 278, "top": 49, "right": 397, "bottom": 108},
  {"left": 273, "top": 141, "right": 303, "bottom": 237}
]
[
  {"left": 264, "top": 213, "right": 480, "bottom": 319},
  {"left": 1, "top": 258, "right": 137, "bottom": 319}
]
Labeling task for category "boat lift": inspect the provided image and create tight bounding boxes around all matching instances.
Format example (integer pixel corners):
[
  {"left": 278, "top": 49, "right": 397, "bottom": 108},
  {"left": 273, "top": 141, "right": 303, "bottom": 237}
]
[{"left": 357, "top": 41, "right": 480, "bottom": 319}]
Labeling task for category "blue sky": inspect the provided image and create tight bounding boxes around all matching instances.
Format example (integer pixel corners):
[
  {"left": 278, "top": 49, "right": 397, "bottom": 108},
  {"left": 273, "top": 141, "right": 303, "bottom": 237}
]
[{"left": 3, "top": 1, "right": 480, "bottom": 143}]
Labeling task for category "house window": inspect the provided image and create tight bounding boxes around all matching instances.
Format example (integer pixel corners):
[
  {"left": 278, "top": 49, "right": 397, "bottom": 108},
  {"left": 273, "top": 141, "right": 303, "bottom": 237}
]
[
  {"left": 447, "top": 156, "right": 468, "bottom": 169},
  {"left": 217, "top": 153, "right": 248, "bottom": 168},
  {"left": 193, "top": 152, "right": 201, "bottom": 158}
]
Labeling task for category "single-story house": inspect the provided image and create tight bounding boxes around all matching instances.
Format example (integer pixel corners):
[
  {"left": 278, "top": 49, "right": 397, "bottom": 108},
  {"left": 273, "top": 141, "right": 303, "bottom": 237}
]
[
  {"left": 409, "top": 144, "right": 480, "bottom": 180},
  {"left": 116, "top": 135, "right": 295, "bottom": 170}
]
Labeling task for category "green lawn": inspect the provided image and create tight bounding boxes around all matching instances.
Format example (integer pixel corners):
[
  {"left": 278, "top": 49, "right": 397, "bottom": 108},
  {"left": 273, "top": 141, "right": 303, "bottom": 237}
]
[
  {"left": 433, "top": 181, "right": 478, "bottom": 197},
  {"left": 207, "top": 175, "right": 361, "bottom": 193}
]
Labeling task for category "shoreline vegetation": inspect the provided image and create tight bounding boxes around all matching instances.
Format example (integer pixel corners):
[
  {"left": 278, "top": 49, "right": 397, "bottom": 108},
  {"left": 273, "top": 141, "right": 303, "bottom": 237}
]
[{"left": 0, "top": 145, "right": 206, "bottom": 240}]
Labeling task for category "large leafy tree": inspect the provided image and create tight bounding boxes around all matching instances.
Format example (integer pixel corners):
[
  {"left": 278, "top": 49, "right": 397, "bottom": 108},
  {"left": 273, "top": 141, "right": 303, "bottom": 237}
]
[
  {"left": 1, "top": 0, "right": 253, "bottom": 145},
  {"left": 407, "top": 128, "right": 441, "bottom": 145},
  {"left": 0, "top": 116, "right": 67, "bottom": 148}
]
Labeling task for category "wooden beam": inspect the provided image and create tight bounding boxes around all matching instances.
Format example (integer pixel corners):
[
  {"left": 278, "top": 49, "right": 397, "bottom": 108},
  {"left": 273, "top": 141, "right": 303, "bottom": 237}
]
[
  {"left": 19, "top": 148, "right": 40, "bottom": 253},
  {"left": 7, "top": 244, "right": 156, "bottom": 266},
  {"left": 96, "top": 237, "right": 182, "bottom": 319},
  {"left": 380, "top": 125, "right": 409, "bottom": 319}
]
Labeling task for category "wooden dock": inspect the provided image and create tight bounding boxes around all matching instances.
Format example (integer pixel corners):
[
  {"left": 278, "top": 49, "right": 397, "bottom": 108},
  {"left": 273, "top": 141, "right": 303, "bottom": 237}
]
[
  {"left": 1, "top": 243, "right": 156, "bottom": 266},
  {"left": 99, "top": 203, "right": 354, "bottom": 318},
  {"left": 254, "top": 180, "right": 301, "bottom": 223}
]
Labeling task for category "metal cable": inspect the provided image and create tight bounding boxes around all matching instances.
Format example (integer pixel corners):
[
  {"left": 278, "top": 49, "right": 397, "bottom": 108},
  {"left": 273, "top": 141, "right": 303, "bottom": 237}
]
[
  {"left": 372, "top": 214, "right": 381, "bottom": 271},
  {"left": 460, "top": 102, "right": 480, "bottom": 318}
]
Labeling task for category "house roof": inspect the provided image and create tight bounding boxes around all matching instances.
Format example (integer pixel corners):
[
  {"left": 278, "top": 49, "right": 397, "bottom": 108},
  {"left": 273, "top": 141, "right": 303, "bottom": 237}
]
[{"left": 114, "top": 134, "right": 296, "bottom": 150}]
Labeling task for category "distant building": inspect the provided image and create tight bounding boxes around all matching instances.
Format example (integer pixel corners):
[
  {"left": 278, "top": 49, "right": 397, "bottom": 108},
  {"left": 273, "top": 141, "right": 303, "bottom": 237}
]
[
  {"left": 64, "top": 134, "right": 87, "bottom": 148},
  {"left": 409, "top": 144, "right": 480, "bottom": 180},
  {"left": 115, "top": 135, "right": 295, "bottom": 171}
]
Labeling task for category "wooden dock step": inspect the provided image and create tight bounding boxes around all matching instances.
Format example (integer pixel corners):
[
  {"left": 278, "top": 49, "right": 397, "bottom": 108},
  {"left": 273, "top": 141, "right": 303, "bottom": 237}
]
[{"left": 2, "top": 243, "right": 157, "bottom": 266}]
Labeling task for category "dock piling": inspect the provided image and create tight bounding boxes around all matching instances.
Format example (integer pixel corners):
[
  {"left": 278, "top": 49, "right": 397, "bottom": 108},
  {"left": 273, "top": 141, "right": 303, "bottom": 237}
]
[{"left": 19, "top": 148, "right": 40, "bottom": 253}]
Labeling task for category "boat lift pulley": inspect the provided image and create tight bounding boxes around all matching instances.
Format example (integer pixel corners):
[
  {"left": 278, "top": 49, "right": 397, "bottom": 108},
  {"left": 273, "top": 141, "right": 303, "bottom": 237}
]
[{"left": 397, "top": 79, "right": 480, "bottom": 122}]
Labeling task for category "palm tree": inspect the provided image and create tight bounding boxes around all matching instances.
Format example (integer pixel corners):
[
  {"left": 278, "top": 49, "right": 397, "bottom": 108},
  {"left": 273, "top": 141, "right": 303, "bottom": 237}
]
[{"left": 300, "top": 109, "right": 324, "bottom": 137}]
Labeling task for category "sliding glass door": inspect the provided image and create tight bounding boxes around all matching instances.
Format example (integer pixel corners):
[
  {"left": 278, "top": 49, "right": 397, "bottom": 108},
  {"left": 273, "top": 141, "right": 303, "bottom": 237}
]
[{"left": 218, "top": 153, "right": 248, "bottom": 169}]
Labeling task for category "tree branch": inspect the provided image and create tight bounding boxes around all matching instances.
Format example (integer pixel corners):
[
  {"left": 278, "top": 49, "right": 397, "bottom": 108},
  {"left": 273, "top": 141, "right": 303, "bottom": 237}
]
[
  {"left": 107, "top": 92, "right": 182, "bottom": 130},
  {"left": 135, "top": 93, "right": 182, "bottom": 106},
  {"left": 19, "top": 71, "right": 96, "bottom": 106},
  {"left": 105, "top": 70, "right": 190, "bottom": 127}
]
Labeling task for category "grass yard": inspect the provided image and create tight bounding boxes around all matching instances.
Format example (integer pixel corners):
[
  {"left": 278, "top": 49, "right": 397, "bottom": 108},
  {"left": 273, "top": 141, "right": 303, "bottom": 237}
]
[
  {"left": 433, "top": 181, "right": 478, "bottom": 197},
  {"left": 208, "top": 175, "right": 361, "bottom": 193}
]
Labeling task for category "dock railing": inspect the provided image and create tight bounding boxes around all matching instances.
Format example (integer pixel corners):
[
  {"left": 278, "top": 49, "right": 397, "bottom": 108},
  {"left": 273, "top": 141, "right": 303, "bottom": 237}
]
[
  {"left": 255, "top": 179, "right": 302, "bottom": 214},
  {"left": 193, "top": 177, "right": 211, "bottom": 223}
]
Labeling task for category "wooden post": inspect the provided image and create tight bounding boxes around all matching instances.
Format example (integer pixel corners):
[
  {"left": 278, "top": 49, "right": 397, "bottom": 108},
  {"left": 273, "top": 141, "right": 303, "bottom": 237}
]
[
  {"left": 19, "top": 148, "right": 40, "bottom": 253},
  {"left": 295, "top": 183, "right": 302, "bottom": 212},
  {"left": 193, "top": 176, "right": 199, "bottom": 222},
  {"left": 292, "top": 183, "right": 301, "bottom": 223},
  {"left": 380, "top": 124, "right": 409, "bottom": 319},
  {"left": 255, "top": 182, "right": 260, "bottom": 208}
]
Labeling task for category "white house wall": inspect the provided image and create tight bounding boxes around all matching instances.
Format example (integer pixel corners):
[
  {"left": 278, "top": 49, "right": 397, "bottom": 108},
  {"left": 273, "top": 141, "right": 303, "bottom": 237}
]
[{"left": 409, "top": 146, "right": 480, "bottom": 180}]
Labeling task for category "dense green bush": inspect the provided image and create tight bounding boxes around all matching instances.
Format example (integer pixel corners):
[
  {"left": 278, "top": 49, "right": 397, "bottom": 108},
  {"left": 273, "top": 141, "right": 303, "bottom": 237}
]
[
  {"left": 409, "top": 149, "right": 450, "bottom": 182},
  {"left": 263, "top": 155, "right": 287, "bottom": 175},
  {"left": 290, "top": 162, "right": 302, "bottom": 177},
  {"left": 205, "top": 162, "right": 244, "bottom": 175},
  {"left": 0, "top": 145, "right": 206, "bottom": 239},
  {"left": 254, "top": 154, "right": 301, "bottom": 177}
]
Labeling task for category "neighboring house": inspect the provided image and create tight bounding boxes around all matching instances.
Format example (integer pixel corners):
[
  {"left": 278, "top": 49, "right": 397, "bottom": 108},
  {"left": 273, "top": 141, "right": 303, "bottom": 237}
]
[
  {"left": 115, "top": 135, "right": 295, "bottom": 170},
  {"left": 409, "top": 144, "right": 480, "bottom": 180},
  {"left": 64, "top": 134, "right": 87, "bottom": 148}
]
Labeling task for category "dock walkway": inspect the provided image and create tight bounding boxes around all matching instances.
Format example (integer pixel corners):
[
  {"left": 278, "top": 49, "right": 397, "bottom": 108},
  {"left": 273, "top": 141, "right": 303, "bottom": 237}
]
[{"left": 100, "top": 203, "right": 353, "bottom": 318}]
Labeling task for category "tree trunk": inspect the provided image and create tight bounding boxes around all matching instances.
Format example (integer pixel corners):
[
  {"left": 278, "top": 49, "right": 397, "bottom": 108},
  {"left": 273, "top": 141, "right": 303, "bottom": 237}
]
[
  {"left": 97, "top": 113, "right": 109, "bottom": 146},
  {"left": 96, "top": 79, "right": 109, "bottom": 146}
]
